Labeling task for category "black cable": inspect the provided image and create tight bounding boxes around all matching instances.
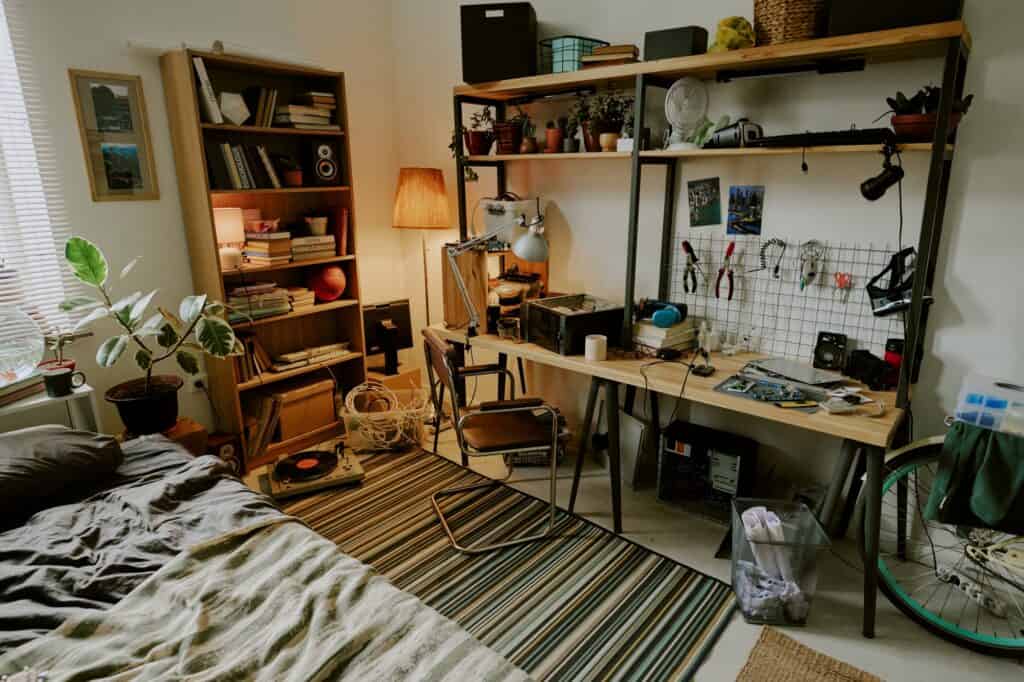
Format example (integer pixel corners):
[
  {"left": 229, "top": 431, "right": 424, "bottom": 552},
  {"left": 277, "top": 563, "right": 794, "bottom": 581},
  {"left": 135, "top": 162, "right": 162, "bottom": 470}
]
[{"left": 896, "top": 150, "right": 905, "bottom": 250}]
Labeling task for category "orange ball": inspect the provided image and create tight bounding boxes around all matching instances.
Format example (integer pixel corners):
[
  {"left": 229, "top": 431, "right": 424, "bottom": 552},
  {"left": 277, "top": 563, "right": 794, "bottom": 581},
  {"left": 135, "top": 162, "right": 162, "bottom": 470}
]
[{"left": 308, "top": 265, "right": 347, "bottom": 301}]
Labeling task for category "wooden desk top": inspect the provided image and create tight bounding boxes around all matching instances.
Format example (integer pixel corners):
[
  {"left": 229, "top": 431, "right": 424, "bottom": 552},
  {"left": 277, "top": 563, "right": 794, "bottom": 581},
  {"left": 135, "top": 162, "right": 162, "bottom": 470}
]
[{"left": 430, "top": 324, "right": 903, "bottom": 448}]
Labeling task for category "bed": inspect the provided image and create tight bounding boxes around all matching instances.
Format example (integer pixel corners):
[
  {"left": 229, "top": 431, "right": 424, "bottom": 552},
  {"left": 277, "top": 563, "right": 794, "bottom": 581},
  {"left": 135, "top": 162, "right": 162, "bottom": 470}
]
[{"left": 0, "top": 430, "right": 527, "bottom": 681}]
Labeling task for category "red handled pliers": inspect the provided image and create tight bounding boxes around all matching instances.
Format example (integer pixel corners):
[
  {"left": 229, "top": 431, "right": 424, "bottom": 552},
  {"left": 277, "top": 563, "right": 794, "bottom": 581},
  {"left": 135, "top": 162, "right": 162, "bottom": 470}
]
[
  {"left": 682, "top": 240, "right": 704, "bottom": 294},
  {"left": 716, "top": 241, "right": 735, "bottom": 300}
]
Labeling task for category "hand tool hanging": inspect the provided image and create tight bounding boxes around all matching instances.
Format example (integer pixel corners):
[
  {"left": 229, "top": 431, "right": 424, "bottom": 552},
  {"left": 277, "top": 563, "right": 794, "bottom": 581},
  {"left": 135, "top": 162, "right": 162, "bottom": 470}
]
[
  {"left": 716, "top": 241, "right": 736, "bottom": 300},
  {"left": 833, "top": 271, "right": 854, "bottom": 303},
  {"left": 748, "top": 238, "right": 786, "bottom": 279},
  {"left": 799, "top": 240, "right": 825, "bottom": 291},
  {"left": 682, "top": 240, "right": 705, "bottom": 294}
]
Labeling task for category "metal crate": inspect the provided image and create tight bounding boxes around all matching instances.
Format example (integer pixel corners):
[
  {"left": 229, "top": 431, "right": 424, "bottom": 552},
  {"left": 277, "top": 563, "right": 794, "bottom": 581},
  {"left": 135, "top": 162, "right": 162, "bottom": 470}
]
[{"left": 539, "top": 35, "right": 609, "bottom": 74}]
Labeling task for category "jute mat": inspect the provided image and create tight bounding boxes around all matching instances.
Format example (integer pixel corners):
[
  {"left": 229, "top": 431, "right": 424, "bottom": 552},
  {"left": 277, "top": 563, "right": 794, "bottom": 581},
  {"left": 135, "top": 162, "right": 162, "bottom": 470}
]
[{"left": 737, "top": 628, "right": 882, "bottom": 682}]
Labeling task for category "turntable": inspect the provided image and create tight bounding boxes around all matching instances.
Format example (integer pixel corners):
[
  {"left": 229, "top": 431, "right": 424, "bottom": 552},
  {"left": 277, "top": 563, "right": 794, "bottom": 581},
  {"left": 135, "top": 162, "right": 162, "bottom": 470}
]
[{"left": 256, "top": 439, "right": 364, "bottom": 499}]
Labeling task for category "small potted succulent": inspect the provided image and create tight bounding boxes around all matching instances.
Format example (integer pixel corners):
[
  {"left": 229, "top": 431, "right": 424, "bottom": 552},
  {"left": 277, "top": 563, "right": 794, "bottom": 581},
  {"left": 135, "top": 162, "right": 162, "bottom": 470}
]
[
  {"left": 59, "top": 237, "right": 239, "bottom": 434},
  {"left": 519, "top": 111, "right": 538, "bottom": 154},
  {"left": 544, "top": 119, "right": 564, "bottom": 154},
  {"left": 882, "top": 85, "right": 973, "bottom": 142},
  {"left": 463, "top": 106, "right": 495, "bottom": 156},
  {"left": 274, "top": 154, "right": 303, "bottom": 187},
  {"left": 563, "top": 114, "right": 580, "bottom": 153},
  {"left": 494, "top": 106, "right": 527, "bottom": 154}
]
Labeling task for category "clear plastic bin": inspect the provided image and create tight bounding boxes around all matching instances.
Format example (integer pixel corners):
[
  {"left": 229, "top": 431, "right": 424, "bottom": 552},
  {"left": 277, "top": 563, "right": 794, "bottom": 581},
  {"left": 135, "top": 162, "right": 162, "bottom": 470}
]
[{"left": 731, "top": 498, "right": 830, "bottom": 625}]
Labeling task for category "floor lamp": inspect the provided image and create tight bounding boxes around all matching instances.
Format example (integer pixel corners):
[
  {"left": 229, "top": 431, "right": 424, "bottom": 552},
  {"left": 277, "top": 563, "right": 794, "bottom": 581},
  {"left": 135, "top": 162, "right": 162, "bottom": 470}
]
[{"left": 392, "top": 168, "right": 451, "bottom": 326}]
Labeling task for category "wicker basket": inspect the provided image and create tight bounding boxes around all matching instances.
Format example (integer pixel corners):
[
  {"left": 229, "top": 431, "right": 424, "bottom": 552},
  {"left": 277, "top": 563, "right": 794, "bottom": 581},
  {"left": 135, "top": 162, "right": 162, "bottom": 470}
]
[{"left": 754, "top": 0, "right": 827, "bottom": 45}]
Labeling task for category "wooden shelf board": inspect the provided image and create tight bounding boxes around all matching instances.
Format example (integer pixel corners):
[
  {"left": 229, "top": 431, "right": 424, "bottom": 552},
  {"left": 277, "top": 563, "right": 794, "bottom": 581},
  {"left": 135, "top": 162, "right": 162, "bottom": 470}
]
[
  {"left": 231, "top": 299, "right": 359, "bottom": 330},
  {"left": 468, "top": 143, "right": 944, "bottom": 163},
  {"left": 454, "top": 21, "right": 969, "bottom": 99},
  {"left": 468, "top": 152, "right": 631, "bottom": 161},
  {"left": 201, "top": 123, "right": 344, "bottom": 137},
  {"left": 209, "top": 186, "right": 350, "bottom": 196},
  {"left": 222, "top": 254, "right": 356, "bottom": 277},
  {"left": 237, "top": 352, "right": 363, "bottom": 391},
  {"left": 189, "top": 49, "right": 340, "bottom": 79}
]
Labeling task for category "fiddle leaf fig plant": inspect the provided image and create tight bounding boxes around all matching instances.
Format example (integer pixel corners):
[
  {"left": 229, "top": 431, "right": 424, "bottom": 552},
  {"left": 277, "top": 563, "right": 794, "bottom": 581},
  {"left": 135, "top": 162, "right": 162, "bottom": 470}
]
[{"left": 59, "top": 237, "right": 240, "bottom": 391}]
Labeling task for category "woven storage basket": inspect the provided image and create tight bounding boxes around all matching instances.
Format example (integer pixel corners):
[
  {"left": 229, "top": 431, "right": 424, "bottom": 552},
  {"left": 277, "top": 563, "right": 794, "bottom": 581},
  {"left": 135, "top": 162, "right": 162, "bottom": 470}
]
[{"left": 754, "top": 0, "right": 827, "bottom": 45}]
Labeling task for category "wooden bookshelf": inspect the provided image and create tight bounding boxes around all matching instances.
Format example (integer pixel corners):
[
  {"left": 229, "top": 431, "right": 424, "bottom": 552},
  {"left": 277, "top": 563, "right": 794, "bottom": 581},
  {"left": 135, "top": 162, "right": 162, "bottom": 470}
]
[{"left": 160, "top": 49, "right": 366, "bottom": 472}]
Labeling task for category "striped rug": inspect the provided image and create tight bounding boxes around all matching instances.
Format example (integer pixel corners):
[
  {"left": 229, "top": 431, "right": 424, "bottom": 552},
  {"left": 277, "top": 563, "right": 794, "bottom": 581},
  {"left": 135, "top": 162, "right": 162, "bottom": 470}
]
[{"left": 283, "top": 450, "right": 736, "bottom": 681}]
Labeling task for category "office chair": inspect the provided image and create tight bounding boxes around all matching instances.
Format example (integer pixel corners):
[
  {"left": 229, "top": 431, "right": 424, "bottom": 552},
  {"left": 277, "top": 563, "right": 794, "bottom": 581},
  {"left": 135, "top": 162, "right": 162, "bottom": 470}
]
[{"left": 422, "top": 328, "right": 559, "bottom": 554}]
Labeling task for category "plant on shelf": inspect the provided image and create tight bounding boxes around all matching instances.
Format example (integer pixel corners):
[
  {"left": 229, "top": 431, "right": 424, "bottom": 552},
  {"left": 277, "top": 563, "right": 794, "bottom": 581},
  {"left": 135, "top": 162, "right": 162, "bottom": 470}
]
[
  {"left": 519, "top": 108, "right": 538, "bottom": 154},
  {"left": 448, "top": 131, "right": 479, "bottom": 182},
  {"left": 562, "top": 114, "right": 580, "bottom": 153},
  {"left": 494, "top": 106, "right": 527, "bottom": 154},
  {"left": 59, "top": 237, "right": 239, "bottom": 435},
  {"left": 544, "top": 119, "right": 565, "bottom": 154},
  {"left": 590, "top": 91, "right": 634, "bottom": 151},
  {"left": 687, "top": 115, "right": 731, "bottom": 147},
  {"left": 570, "top": 94, "right": 596, "bottom": 152},
  {"left": 462, "top": 106, "right": 495, "bottom": 156},
  {"left": 880, "top": 85, "right": 974, "bottom": 142},
  {"left": 40, "top": 328, "right": 78, "bottom": 371}
]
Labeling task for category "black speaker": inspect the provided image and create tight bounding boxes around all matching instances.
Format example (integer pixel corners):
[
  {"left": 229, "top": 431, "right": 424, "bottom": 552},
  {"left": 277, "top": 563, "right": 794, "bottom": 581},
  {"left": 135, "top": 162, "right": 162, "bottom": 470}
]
[
  {"left": 307, "top": 140, "right": 341, "bottom": 186},
  {"left": 643, "top": 26, "right": 708, "bottom": 61},
  {"left": 828, "top": 0, "right": 963, "bottom": 37},
  {"left": 460, "top": 3, "right": 537, "bottom": 84},
  {"left": 813, "top": 332, "right": 847, "bottom": 371}
]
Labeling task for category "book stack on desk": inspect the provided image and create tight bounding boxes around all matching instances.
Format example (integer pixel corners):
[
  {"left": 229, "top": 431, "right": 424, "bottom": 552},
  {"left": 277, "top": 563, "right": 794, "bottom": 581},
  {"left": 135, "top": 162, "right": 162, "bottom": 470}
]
[{"left": 633, "top": 319, "right": 697, "bottom": 357}]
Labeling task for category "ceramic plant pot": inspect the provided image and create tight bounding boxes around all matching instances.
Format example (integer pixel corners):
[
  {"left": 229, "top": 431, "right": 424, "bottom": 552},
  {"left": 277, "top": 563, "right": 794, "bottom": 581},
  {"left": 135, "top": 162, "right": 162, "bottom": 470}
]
[
  {"left": 463, "top": 129, "right": 494, "bottom": 156},
  {"left": 493, "top": 121, "right": 523, "bottom": 154},
  {"left": 106, "top": 375, "right": 183, "bottom": 435},
  {"left": 283, "top": 169, "right": 303, "bottom": 187},
  {"left": 599, "top": 132, "right": 621, "bottom": 152},
  {"left": 582, "top": 121, "right": 601, "bottom": 152},
  {"left": 563, "top": 137, "right": 580, "bottom": 153},
  {"left": 520, "top": 137, "right": 539, "bottom": 154},
  {"left": 891, "top": 112, "right": 962, "bottom": 142},
  {"left": 544, "top": 128, "right": 564, "bottom": 153}
]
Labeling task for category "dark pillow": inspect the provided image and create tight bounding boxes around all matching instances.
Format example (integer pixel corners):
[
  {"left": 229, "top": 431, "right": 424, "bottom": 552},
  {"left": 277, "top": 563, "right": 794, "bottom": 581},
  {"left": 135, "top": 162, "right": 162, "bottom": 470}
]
[{"left": 0, "top": 425, "right": 123, "bottom": 520}]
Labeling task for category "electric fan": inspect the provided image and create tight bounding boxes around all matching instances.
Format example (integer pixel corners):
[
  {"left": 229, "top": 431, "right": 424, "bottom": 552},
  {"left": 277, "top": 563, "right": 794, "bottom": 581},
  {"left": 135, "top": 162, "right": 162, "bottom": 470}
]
[{"left": 664, "top": 77, "right": 709, "bottom": 150}]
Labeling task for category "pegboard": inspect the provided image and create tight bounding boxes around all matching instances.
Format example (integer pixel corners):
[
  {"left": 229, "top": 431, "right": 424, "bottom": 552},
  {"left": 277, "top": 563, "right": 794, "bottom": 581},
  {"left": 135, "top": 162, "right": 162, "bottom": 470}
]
[{"left": 666, "top": 232, "right": 905, "bottom": 361}]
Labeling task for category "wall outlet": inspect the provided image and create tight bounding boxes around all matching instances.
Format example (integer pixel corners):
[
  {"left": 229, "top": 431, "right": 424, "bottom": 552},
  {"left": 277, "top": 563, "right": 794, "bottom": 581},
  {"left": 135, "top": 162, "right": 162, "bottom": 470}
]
[{"left": 187, "top": 374, "right": 208, "bottom": 393}]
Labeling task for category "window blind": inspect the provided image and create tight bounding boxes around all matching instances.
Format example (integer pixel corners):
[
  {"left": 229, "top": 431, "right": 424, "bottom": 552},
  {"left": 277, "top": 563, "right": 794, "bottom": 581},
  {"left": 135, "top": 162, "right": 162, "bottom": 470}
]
[{"left": 0, "top": 0, "right": 75, "bottom": 335}]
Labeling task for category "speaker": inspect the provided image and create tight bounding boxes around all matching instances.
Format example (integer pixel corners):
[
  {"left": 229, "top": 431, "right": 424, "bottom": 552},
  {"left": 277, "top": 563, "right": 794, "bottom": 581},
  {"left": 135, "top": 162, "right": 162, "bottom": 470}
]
[
  {"left": 643, "top": 26, "right": 708, "bottom": 61},
  {"left": 307, "top": 140, "right": 341, "bottom": 186},
  {"left": 828, "top": 0, "right": 962, "bottom": 37},
  {"left": 813, "top": 332, "right": 847, "bottom": 371}
]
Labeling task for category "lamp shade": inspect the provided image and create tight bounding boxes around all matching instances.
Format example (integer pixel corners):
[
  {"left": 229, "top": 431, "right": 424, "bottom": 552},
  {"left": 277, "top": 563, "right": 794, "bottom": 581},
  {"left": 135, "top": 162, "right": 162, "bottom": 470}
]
[
  {"left": 213, "top": 207, "right": 246, "bottom": 245},
  {"left": 393, "top": 168, "right": 450, "bottom": 230},
  {"left": 512, "top": 229, "right": 549, "bottom": 263}
]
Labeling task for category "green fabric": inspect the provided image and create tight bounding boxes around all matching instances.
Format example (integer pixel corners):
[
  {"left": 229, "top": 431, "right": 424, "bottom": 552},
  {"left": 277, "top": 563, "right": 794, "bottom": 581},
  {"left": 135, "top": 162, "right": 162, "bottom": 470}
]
[{"left": 924, "top": 421, "right": 1024, "bottom": 533}]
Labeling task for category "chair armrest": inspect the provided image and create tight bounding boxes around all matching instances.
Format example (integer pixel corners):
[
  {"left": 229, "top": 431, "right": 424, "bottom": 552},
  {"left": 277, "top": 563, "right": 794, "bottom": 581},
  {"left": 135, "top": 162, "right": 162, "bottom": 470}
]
[
  {"left": 479, "top": 398, "right": 544, "bottom": 412},
  {"left": 457, "top": 363, "right": 502, "bottom": 377}
]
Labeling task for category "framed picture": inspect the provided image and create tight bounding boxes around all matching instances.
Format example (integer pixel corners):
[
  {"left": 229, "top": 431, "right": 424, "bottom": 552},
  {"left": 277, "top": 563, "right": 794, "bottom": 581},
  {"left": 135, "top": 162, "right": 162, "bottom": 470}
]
[{"left": 69, "top": 70, "right": 159, "bottom": 201}]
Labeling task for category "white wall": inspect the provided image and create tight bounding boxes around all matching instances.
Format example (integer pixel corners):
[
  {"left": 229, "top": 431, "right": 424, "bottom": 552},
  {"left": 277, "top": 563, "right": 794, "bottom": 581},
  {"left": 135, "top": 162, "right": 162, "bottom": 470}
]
[
  {"left": 391, "top": 0, "right": 1024, "bottom": 487},
  {"left": 1, "top": 0, "right": 404, "bottom": 433}
]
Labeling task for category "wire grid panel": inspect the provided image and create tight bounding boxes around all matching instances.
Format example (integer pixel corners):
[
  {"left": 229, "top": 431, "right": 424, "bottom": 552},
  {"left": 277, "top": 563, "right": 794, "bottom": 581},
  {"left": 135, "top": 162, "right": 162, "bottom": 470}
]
[{"left": 666, "top": 232, "right": 904, "bottom": 360}]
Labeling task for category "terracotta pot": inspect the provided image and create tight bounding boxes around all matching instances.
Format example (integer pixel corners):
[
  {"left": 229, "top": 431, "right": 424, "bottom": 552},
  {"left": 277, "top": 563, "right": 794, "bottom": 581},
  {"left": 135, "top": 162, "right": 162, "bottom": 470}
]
[
  {"left": 520, "top": 137, "right": 539, "bottom": 154},
  {"left": 891, "top": 112, "right": 962, "bottom": 142},
  {"left": 463, "top": 129, "right": 494, "bottom": 156},
  {"left": 563, "top": 137, "right": 580, "bottom": 153},
  {"left": 581, "top": 121, "right": 601, "bottom": 152},
  {"left": 493, "top": 121, "right": 523, "bottom": 154},
  {"left": 106, "top": 375, "right": 183, "bottom": 435},
  {"left": 283, "top": 169, "right": 303, "bottom": 187},
  {"left": 599, "top": 132, "right": 621, "bottom": 152},
  {"left": 38, "top": 358, "right": 76, "bottom": 372},
  {"left": 544, "top": 128, "right": 564, "bottom": 153}
]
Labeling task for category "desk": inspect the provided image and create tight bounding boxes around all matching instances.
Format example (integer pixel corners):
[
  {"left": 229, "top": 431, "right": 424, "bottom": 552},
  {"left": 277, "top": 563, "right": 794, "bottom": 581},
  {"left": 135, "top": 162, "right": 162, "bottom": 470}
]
[
  {"left": 0, "top": 384, "right": 100, "bottom": 431},
  {"left": 430, "top": 323, "right": 903, "bottom": 638}
]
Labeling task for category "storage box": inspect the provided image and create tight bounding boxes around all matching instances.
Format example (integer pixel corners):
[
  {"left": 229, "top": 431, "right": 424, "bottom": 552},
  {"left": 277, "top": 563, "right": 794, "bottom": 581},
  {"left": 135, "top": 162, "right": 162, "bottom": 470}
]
[
  {"left": 731, "top": 499, "right": 830, "bottom": 625},
  {"left": 460, "top": 3, "right": 537, "bottom": 83},
  {"left": 827, "top": 0, "right": 962, "bottom": 37},
  {"left": 539, "top": 36, "right": 609, "bottom": 73},
  {"left": 522, "top": 294, "right": 623, "bottom": 356},
  {"left": 643, "top": 26, "right": 708, "bottom": 61},
  {"left": 272, "top": 378, "right": 337, "bottom": 442}
]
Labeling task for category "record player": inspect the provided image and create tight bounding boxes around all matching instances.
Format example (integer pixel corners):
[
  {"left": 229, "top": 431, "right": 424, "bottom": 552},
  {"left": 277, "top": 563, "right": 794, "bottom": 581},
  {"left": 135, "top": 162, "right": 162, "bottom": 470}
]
[{"left": 256, "top": 438, "right": 364, "bottom": 499}]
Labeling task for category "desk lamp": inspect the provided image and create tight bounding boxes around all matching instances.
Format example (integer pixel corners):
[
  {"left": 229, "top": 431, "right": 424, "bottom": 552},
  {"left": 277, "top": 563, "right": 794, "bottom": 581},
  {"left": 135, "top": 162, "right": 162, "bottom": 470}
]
[
  {"left": 447, "top": 197, "right": 547, "bottom": 337},
  {"left": 213, "top": 207, "right": 246, "bottom": 271},
  {"left": 392, "top": 168, "right": 450, "bottom": 325}
]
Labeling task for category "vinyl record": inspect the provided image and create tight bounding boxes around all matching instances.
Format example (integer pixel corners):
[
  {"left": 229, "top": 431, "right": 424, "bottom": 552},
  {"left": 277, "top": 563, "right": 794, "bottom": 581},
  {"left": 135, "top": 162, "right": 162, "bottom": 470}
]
[{"left": 275, "top": 449, "right": 338, "bottom": 482}]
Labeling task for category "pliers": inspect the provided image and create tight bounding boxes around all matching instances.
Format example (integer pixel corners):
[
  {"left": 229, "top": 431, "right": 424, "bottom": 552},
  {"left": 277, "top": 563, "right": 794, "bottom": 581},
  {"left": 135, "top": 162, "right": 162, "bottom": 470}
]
[
  {"left": 716, "top": 241, "right": 735, "bottom": 300},
  {"left": 682, "top": 240, "right": 704, "bottom": 294}
]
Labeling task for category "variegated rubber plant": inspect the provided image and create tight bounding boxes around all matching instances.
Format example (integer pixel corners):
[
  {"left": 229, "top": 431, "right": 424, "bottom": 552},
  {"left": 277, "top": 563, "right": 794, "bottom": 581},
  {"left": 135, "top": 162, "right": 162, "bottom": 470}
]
[{"left": 58, "top": 237, "right": 241, "bottom": 391}]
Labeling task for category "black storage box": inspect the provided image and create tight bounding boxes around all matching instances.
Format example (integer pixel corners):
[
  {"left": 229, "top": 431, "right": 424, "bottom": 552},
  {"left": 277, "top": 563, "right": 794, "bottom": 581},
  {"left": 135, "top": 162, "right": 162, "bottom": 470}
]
[
  {"left": 522, "top": 295, "right": 623, "bottom": 356},
  {"left": 461, "top": 3, "right": 537, "bottom": 84},
  {"left": 657, "top": 420, "right": 758, "bottom": 521},
  {"left": 643, "top": 26, "right": 708, "bottom": 61},
  {"left": 828, "top": 0, "right": 962, "bottom": 36}
]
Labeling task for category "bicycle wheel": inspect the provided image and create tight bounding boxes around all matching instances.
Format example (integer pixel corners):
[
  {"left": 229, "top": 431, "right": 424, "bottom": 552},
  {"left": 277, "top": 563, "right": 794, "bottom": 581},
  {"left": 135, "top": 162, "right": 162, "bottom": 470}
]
[{"left": 858, "top": 437, "right": 1024, "bottom": 657}]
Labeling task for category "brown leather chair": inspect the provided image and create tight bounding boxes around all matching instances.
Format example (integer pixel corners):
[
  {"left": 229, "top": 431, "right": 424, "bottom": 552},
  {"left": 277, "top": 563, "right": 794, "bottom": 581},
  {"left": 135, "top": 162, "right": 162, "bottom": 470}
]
[{"left": 423, "top": 327, "right": 559, "bottom": 554}]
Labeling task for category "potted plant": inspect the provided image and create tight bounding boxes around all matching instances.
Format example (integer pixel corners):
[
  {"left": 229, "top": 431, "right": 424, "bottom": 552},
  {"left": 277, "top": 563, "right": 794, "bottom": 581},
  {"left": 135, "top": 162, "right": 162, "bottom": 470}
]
[
  {"left": 563, "top": 114, "right": 580, "bottom": 153},
  {"left": 39, "top": 329, "right": 78, "bottom": 371},
  {"left": 494, "top": 106, "right": 527, "bottom": 154},
  {"left": 570, "top": 95, "right": 599, "bottom": 152},
  {"left": 544, "top": 119, "right": 564, "bottom": 154},
  {"left": 463, "top": 106, "right": 495, "bottom": 156},
  {"left": 448, "top": 131, "right": 479, "bottom": 182},
  {"left": 59, "top": 237, "right": 239, "bottom": 434},
  {"left": 274, "top": 154, "right": 303, "bottom": 187},
  {"left": 882, "top": 85, "right": 973, "bottom": 142},
  {"left": 519, "top": 111, "right": 538, "bottom": 154},
  {"left": 591, "top": 91, "right": 634, "bottom": 151}
]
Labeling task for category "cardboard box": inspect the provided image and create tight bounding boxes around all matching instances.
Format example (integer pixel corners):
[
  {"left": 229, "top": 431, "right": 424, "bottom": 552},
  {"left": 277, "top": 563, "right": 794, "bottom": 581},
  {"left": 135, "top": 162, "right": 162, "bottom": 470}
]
[{"left": 273, "top": 378, "right": 336, "bottom": 442}]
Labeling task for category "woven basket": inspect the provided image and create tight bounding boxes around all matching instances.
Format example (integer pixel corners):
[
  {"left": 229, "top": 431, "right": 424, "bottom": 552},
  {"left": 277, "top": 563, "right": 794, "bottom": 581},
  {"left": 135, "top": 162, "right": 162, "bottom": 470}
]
[{"left": 754, "top": 0, "right": 827, "bottom": 45}]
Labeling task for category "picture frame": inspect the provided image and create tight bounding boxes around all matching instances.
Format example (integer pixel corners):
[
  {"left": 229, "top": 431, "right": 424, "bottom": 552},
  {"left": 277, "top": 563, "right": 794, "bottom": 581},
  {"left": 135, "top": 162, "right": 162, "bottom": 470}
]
[{"left": 69, "top": 69, "right": 159, "bottom": 201}]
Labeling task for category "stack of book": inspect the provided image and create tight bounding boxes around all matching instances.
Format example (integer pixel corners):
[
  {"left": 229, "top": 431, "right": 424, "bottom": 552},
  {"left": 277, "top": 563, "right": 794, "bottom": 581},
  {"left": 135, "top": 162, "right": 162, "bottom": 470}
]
[
  {"left": 227, "top": 282, "right": 291, "bottom": 323},
  {"left": 271, "top": 342, "right": 352, "bottom": 373},
  {"left": 274, "top": 97, "right": 339, "bottom": 131},
  {"left": 291, "top": 235, "right": 336, "bottom": 261},
  {"left": 286, "top": 287, "right": 316, "bottom": 312},
  {"left": 581, "top": 44, "right": 640, "bottom": 68},
  {"left": 243, "top": 86, "right": 279, "bottom": 127},
  {"left": 235, "top": 332, "right": 273, "bottom": 383},
  {"left": 210, "top": 142, "right": 281, "bottom": 190},
  {"left": 633, "top": 318, "right": 698, "bottom": 357},
  {"left": 244, "top": 232, "right": 291, "bottom": 267},
  {"left": 0, "top": 372, "right": 44, "bottom": 408}
]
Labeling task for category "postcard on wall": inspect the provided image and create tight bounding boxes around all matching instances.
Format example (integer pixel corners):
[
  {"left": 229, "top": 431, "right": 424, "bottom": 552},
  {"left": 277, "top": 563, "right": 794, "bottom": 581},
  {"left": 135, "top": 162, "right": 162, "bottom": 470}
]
[
  {"left": 69, "top": 70, "right": 159, "bottom": 201},
  {"left": 727, "top": 185, "right": 764, "bottom": 235},
  {"left": 687, "top": 177, "right": 721, "bottom": 228}
]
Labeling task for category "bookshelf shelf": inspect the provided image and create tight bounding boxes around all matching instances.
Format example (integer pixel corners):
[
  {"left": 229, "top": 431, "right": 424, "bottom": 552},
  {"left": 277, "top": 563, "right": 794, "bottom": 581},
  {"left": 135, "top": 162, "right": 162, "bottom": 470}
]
[
  {"left": 161, "top": 48, "right": 366, "bottom": 472},
  {"left": 231, "top": 299, "right": 359, "bottom": 330},
  {"left": 237, "top": 351, "right": 363, "bottom": 391},
  {"left": 201, "top": 123, "right": 344, "bottom": 137}
]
